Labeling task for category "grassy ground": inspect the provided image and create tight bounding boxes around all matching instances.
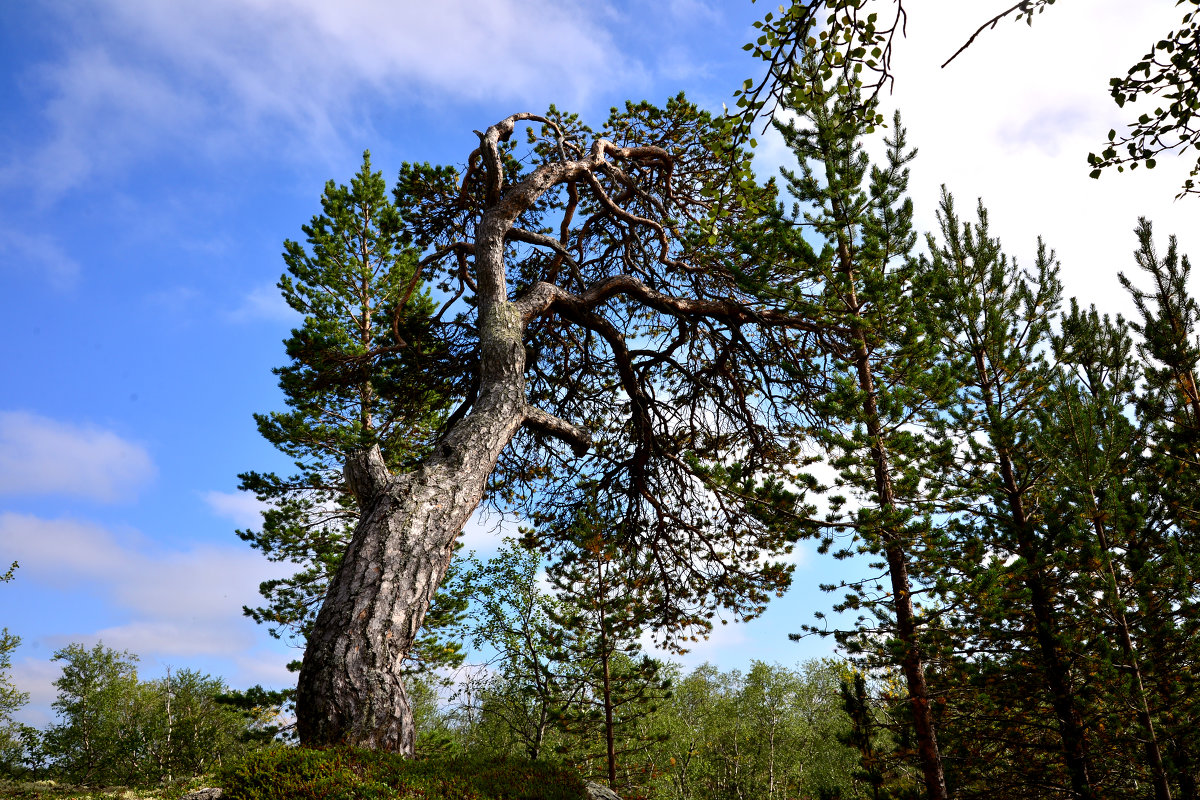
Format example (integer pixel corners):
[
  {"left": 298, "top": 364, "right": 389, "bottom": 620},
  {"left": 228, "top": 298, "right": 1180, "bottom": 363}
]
[{"left": 0, "top": 778, "right": 217, "bottom": 799}]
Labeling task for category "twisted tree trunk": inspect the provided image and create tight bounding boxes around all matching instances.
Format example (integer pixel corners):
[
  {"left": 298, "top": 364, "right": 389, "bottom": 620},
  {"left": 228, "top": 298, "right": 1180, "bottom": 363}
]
[
  {"left": 295, "top": 302, "right": 532, "bottom": 750},
  {"left": 295, "top": 114, "right": 606, "bottom": 752}
]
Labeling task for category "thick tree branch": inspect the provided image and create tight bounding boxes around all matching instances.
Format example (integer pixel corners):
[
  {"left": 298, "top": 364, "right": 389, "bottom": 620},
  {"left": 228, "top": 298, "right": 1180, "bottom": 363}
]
[
  {"left": 343, "top": 445, "right": 392, "bottom": 505},
  {"left": 581, "top": 169, "right": 679, "bottom": 270},
  {"left": 477, "top": 113, "right": 556, "bottom": 208},
  {"left": 513, "top": 274, "right": 835, "bottom": 337},
  {"left": 522, "top": 406, "right": 592, "bottom": 456},
  {"left": 507, "top": 227, "right": 580, "bottom": 268}
]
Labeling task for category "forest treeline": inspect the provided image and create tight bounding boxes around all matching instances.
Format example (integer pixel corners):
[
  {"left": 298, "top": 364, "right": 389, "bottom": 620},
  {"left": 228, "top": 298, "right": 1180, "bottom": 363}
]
[
  {"left": 0, "top": 633, "right": 904, "bottom": 800},
  {"left": 0, "top": 614, "right": 877, "bottom": 799},
  {"left": 0, "top": 638, "right": 288, "bottom": 788}
]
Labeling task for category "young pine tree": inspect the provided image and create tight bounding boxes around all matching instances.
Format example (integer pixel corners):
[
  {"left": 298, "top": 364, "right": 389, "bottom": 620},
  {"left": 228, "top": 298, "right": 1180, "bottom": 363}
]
[
  {"left": 1044, "top": 302, "right": 1174, "bottom": 799},
  {"left": 1118, "top": 221, "right": 1200, "bottom": 799},
  {"left": 238, "top": 152, "right": 467, "bottom": 675},
  {"left": 915, "top": 193, "right": 1102, "bottom": 800},
  {"left": 778, "top": 71, "right": 954, "bottom": 800},
  {"left": 543, "top": 500, "right": 671, "bottom": 794}
]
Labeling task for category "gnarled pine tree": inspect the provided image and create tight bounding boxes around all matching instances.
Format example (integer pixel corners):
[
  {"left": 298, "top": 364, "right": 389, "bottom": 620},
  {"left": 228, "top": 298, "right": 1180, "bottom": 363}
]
[{"left": 293, "top": 100, "right": 831, "bottom": 753}]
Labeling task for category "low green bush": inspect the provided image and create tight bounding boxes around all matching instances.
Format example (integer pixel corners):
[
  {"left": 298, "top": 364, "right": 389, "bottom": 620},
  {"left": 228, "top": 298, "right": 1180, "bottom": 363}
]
[{"left": 219, "top": 746, "right": 588, "bottom": 800}]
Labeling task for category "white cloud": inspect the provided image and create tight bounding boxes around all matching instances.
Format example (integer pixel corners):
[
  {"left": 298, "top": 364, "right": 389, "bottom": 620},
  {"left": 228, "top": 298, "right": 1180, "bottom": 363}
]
[
  {"left": 0, "top": 507, "right": 297, "bottom": 724},
  {"left": 0, "top": 516, "right": 129, "bottom": 582},
  {"left": 9, "top": 0, "right": 639, "bottom": 200},
  {"left": 781, "top": 541, "right": 810, "bottom": 569},
  {"left": 73, "top": 621, "right": 255, "bottom": 658},
  {"left": 0, "top": 227, "right": 81, "bottom": 289},
  {"left": 456, "top": 508, "right": 520, "bottom": 556},
  {"left": 11, "top": 45, "right": 206, "bottom": 202},
  {"left": 876, "top": 0, "right": 1200, "bottom": 317},
  {"left": 225, "top": 283, "right": 298, "bottom": 324},
  {"left": 641, "top": 614, "right": 750, "bottom": 673},
  {"left": 749, "top": 2, "right": 1199, "bottom": 320},
  {"left": 230, "top": 650, "right": 297, "bottom": 689},
  {"left": 112, "top": 545, "right": 284, "bottom": 624},
  {"left": 666, "top": 0, "right": 721, "bottom": 25},
  {"left": 0, "top": 412, "right": 155, "bottom": 502},
  {"left": 0, "top": 513, "right": 292, "bottom": 655},
  {"left": 203, "top": 490, "right": 268, "bottom": 529},
  {"left": 6, "top": 657, "right": 61, "bottom": 727}
]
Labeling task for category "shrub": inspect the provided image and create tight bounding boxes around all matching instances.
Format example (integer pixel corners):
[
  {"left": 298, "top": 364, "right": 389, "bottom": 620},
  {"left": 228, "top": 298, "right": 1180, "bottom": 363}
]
[{"left": 220, "top": 746, "right": 589, "bottom": 800}]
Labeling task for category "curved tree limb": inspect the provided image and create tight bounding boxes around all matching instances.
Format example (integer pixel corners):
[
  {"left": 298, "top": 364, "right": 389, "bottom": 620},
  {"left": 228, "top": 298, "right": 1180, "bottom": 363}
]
[{"left": 522, "top": 405, "right": 592, "bottom": 456}]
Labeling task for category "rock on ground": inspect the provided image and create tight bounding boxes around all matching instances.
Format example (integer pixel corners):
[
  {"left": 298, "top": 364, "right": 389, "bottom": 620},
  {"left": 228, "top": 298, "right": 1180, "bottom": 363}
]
[
  {"left": 180, "top": 789, "right": 223, "bottom": 800},
  {"left": 585, "top": 781, "right": 621, "bottom": 800}
]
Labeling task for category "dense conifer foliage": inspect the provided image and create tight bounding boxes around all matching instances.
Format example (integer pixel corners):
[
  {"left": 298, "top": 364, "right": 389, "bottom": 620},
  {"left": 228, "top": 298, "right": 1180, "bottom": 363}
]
[{"left": 236, "top": 152, "right": 469, "bottom": 677}]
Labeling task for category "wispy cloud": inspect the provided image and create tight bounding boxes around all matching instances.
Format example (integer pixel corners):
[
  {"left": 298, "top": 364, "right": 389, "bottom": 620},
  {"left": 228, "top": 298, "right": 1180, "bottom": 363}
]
[
  {"left": 666, "top": 0, "right": 722, "bottom": 25},
  {"left": 0, "top": 227, "right": 81, "bottom": 289},
  {"left": 225, "top": 283, "right": 297, "bottom": 324},
  {"left": 203, "top": 489, "right": 267, "bottom": 529},
  {"left": 0, "top": 511, "right": 294, "bottom": 689},
  {"left": 457, "top": 509, "right": 520, "bottom": 557},
  {"left": 6, "top": 658, "right": 60, "bottom": 728},
  {"left": 8, "top": 0, "right": 638, "bottom": 202},
  {"left": 864, "top": 0, "right": 1200, "bottom": 318},
  {"left": 143, "top": 286, "right": 203, "bottom": 321},
  {"left": 0, "top": 412, "right": 155, "bottom": 502},
  {"left": 11, "top": 45, "right": 205, "bottom": 202},
  {"left": 641, "top": 615, "right": 750, "bottom": 673}
]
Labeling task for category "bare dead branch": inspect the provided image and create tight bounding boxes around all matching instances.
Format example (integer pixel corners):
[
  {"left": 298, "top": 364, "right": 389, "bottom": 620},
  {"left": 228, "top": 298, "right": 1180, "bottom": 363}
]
[{"left": 941, "top": 2, "right": 1029, "bottom": 68}]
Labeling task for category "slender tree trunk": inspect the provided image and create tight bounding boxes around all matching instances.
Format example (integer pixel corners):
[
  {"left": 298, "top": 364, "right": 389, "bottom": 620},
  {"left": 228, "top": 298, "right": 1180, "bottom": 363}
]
[
  {"left": 840, "top": 240, "right": 948, "bottom": 800},
  {"left": 1136, "top": 574, "right": 1197, "bottom": 800},
  {"left": 1006, "top": 502, "right": 1096, "bottom": 800},
  {"left": 164, "top": 666, "right": 173, "bottom": 784},
  {"left": 980, "top": 372, "right": 1098, "bottom": 800},
  {"left": 596, "top": 558, "right": 618, "bottom": 787},
  {"left": 531, "top": 707, "right": 548, "bottom": 761},
  {"left": 602, "top": 649, "right": 616, "bottom": 786},
  {"left": 1085, "top": 506, "right": 1171, "bottom": 800}
]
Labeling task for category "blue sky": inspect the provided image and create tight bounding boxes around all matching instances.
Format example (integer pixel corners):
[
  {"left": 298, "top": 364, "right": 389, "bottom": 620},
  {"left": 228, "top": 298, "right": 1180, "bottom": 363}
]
[{"left": 2, "top": 0, "right": 1197, "bottom": 726}]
